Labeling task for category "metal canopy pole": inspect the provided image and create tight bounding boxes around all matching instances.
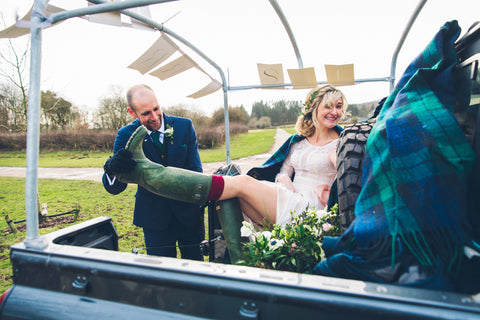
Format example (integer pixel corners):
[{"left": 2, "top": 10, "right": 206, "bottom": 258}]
[
  {"left": 389, "top": 0, "right": 428, "bottom": 92},
  {"left": 228, "top": 76, "right": 392, "bottom": 91},
  {"left": 268, "top": 0, "right": 304, "bottom": 69},
  {"left": 24, "top": 0, "right": 50, "bottom": 250},
  {"left": 23, "top": 0, "right": 187, "bottom": 249},
  {"left": 48, "top": 0, "right": 177, "bottom": 24}
]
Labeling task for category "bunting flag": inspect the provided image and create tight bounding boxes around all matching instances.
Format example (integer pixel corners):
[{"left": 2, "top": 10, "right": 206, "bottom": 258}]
[
  {"left": 257, "top": 63, "right": 285, "bottom": 88},
  {"left": 0, "top": 2, "right": 155, "bottom": 39},
  {"left": 87, "top": 1, "right": 155, "bottom": 31},
  {"left": 187, "top": 79, "right": 222, "bottom": 99},
  {"left": 287, "top": 67, "right": 317, "bottom": 89},
  {"left": 87, "top": 1, "right": 123, "bottom": 27},
  {"left": 149, "top": 54, "right": 196, "bottom": 80},
  {"left": 1, "top": 2, "right": 356, "bottom": 99},
  {"left": 0, "top": 4, "right": 64, "bottom": 38},
  {"left": 325, "top": 64, "right": 355, "bottom": 86},
  {"left": 128, "top": 35, "right": 179, "bottom": 74},
  {"left": 128, "top": 32, "right": 221, "bottom": 98}
]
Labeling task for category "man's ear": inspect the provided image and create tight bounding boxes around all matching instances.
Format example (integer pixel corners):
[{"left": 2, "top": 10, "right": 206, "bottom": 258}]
[{"left": 127, "top": 107, "right": 137, "bottom": 118}]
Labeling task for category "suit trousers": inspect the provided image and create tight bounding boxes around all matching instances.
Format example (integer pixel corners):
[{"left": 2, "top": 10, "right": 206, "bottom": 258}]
[{"left": 142, "top": 213, "right": 204, "bottom": 261}]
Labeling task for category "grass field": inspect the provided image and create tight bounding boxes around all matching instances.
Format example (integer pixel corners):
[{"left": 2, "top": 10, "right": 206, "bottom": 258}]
[
  {"left": 0, "top": 127, "right": 285, "bottom": 293},
  {"left": 0, "top": 177, "right": 140, "bottom": 293}
]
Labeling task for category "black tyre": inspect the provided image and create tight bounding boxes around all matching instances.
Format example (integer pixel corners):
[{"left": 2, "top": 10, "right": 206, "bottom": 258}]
[{"left": 336, "top": 119, "right": 376, "bottom": 233}]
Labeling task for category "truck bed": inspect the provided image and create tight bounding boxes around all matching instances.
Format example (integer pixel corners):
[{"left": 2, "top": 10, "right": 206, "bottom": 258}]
[{"left": 2, "top": 217, "right": 479, "bottom": 319}]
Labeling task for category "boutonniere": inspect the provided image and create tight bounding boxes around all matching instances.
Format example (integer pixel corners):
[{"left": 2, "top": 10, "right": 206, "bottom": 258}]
[{"left": 164, "top": 124, "right": 174, "bottom": 144}]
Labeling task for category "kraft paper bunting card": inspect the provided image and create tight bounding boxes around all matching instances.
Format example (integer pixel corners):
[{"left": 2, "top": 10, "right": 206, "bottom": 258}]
[
  {"left": 287, "top": 67, "right": 317, "bottom": 89},
  {"left": 128, "top": 35, "right": 178, "bottom": 74},
  {"left": 187, "top": 79, "right": 222, "bottom": 98},
  {"left": 257, "top": 63, "right": 285, "bottom": 88},
  {"left": 325, "top": 64, "right": 355, "bottom": 86},
  {"left": 149, "top": 54, "right": 197, "bottom": 80}
]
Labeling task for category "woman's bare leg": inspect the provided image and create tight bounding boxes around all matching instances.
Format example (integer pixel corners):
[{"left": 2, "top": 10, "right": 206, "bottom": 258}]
[
  {"left": 238, "top": 198, "right": 269, "bottom": 225},
  {"left": 218, "top": 175, "right": 277, "bottom": 224}
]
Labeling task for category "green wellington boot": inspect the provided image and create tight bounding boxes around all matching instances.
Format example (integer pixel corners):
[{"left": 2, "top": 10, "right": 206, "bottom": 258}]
[
  {"left": 215, "top": 198, "right": 244, "bottom": 263},
  {"left": 117, "top": 125, "right": 212, "bottom": 205},
  {"left": 118, "top": 125, "right": 244, "bottom": 263}
]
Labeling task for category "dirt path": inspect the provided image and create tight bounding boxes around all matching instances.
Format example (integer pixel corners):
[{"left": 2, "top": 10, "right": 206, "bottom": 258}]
[{"left": 0, "top": 128, "right": 291, "bottom": 182}]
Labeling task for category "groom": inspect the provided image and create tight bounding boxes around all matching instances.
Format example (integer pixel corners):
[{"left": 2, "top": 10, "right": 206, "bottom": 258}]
[{"left": 102, "top": 84, "right": 204, "bottom": 260}]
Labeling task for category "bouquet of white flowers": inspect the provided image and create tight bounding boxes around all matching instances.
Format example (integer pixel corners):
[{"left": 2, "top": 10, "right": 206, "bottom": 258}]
[{"left": 239, "top": 204, "right": 340, "bottom": 274}]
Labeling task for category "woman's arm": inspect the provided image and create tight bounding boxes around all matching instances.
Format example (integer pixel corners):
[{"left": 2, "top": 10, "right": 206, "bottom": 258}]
[{"left": 276, "top": 151, "right": 295, "bottom": 192}]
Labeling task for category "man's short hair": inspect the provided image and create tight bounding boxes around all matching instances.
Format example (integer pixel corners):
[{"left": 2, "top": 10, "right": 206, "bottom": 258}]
[{"left": 126, "top": 84, "right": 154, "bottom": 111}]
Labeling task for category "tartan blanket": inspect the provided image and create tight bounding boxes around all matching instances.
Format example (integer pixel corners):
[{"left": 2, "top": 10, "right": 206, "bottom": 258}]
[{"left": 349, "top": 20, "right": 476, "bottom": 272}]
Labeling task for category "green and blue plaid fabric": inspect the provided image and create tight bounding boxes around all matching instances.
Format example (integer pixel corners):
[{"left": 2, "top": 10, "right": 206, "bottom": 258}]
[
  {"left": 213, "top": 163, "right": 242, "bottom": 176},
  {"left": 348, "top": 20, "right": 476, "bottom": 273}
]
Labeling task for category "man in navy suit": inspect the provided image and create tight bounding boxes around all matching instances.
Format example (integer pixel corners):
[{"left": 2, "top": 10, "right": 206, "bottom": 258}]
[{"left": 103, "top": 84, "right": 204, "bottom": 260}]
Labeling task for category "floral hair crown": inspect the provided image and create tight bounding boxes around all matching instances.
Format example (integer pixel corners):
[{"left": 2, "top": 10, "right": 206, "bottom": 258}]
[{"left": 300, "top": 89, "right": 320, "bottom": 117}]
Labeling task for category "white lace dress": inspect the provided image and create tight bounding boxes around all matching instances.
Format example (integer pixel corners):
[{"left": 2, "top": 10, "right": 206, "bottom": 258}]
[{"left": 275, "top": 138, "right": 338, "bottom": 226}]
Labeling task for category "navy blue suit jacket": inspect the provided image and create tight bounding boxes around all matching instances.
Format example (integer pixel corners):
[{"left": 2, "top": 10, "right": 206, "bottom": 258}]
[{"left": 102, "top": 114, "right": 203, "bottom": 231}]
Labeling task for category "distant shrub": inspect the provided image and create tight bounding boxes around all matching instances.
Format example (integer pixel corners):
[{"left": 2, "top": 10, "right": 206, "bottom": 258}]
[
  {"left": 0, "top": 132, "right": 26, "bottom": 150},
  {"left": 0, "top": 122, "right": 249, "bottom": 151},
  {"left": 197, "top": 126, "right": 224, "bottom": 149},
  {"left": 197, "top": 122, "right": 248, "bottom": 149},
  {"left": 248, "top": 116, "right": 272, "bottom": 129},
  {"left": 210, "top": 106, "right": 249, "bottom": 125},
  {"left": 0, "top": 130, "right": 117, "bottom": 151},
  {"left": 40, "top": 130, "right": 117, "bottom": 151},
  {"left": 164, "top": 105, "right": 209, "bottom": 131}
]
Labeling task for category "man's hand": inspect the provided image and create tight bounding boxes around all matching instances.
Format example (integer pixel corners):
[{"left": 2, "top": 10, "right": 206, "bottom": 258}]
[
  {"left": 314, "top": 184, "right": 331, "bottom": 207},
  {"left": 103, "top": 149, "right": 136, "bottom": 176}
]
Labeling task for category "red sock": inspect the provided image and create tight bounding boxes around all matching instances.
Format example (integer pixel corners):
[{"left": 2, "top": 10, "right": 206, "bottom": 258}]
[{"left": 207, "top": 175, "right": 225, "bottom": 201}]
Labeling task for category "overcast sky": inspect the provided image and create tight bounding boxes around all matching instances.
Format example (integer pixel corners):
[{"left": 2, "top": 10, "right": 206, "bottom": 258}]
[{"left": 1, "top": 0, "right": 479, "bottom": 116}]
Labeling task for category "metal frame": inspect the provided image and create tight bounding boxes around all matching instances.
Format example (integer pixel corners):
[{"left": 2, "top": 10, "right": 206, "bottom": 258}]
[{"left": 23, "top": 0, "right": 427, "bottom": 247}]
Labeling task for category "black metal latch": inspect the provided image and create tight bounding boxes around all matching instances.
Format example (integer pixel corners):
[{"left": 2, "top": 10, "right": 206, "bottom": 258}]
[
  {"left": 72, "top": 275, "right": 89, "bottom": 294},
  {"left": 239, "top": 301, "right": 259, "bottom": 319}
]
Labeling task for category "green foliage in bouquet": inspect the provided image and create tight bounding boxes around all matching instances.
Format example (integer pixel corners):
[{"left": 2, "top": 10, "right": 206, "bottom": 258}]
[{"left": 239, "top": 204, "right": 340, "bottom": 274}]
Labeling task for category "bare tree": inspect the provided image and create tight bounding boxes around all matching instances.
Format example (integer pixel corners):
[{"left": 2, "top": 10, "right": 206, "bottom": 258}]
[
  {"left": 96, "top": 86, "right": 131, "bottom": 130},
  {"left": 0, "top": 82, "right": 26, "bottom": 131},
  {"left": 41, "top": 90, "right": 79, "bottom": 130},
  {"left": 0, "top": 14, "right": 29, "bottom": 131}
]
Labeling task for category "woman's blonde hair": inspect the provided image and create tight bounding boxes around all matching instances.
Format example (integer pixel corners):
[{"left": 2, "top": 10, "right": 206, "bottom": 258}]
[{"left": 295, "top": 84, "right": 348, "bottom": 137}]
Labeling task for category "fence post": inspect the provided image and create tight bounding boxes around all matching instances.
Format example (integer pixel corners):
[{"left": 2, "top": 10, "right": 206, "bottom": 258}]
[{"left": 5, "top": 215, "right": 18, "bottom": 233}]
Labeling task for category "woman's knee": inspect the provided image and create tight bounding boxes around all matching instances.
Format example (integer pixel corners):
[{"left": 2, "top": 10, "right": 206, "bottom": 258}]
[{"left": 234, "top": 175, "right": 259, "bottom": 196}]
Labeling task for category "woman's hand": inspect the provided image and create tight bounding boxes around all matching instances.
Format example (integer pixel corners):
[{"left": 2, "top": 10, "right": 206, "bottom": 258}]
[
  {"left": 314, "top": 184, "right": 331, "bottom": 206},
  {"left": 276, "top": 173, "right": 295, "bottom": 192}
]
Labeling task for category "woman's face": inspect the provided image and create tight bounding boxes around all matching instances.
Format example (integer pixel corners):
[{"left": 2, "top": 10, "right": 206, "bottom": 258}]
[{"left": 315, "top": 97, "right": 344, "bottom": 128}]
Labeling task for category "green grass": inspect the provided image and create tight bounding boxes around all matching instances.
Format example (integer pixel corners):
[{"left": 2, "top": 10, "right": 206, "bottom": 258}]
[
  {"left": 0, "top": 177, "right": 214, "bottom": 293},
  {"left": 282, "top": 126, "right": 297, "bottom": 135},
  {"left": 199, "top": 128, "right": 276, "bottom": 163},
  {"left": 0, "top": 150, "right": 111, "bottom": 167},
  {"left": 0, "top": 128, "right": 277, "bottom": 167},
  {"left": 0, "top": 177, "right": 141, "bottom": 293},
  {"left": 0, "top": 128, "right": 279, "bottom": 293}
]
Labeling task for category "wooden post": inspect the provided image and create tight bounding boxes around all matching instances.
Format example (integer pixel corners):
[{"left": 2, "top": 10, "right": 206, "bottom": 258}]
[
  {"left": 37, "top": 193, "right": 48, "bottom": 223},
  {"left": 5, "top": 215, "right": 18, "bottom": 233}
]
